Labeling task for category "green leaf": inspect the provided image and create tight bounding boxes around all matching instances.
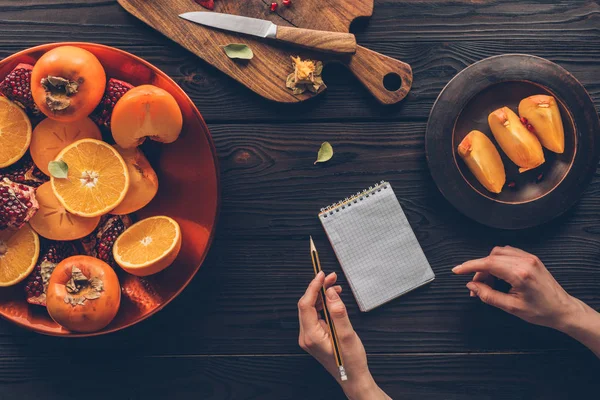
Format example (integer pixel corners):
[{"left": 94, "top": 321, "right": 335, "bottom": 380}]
[
  {"left": 222, "top": 44, "right": 254, "bottom": 60},
  {"left": 314, "top": 142, "right": 333, "bottom": 165},
  {"left": 48, "top": 160, "right": 68, "bottom": 179}
]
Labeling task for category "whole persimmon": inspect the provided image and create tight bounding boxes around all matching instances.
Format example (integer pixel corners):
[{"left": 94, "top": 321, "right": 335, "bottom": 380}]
[
  {"left": 46, "top": 255, "right": 120, "bottom": 333},
  {"left": 31, "top": 46, "right": 106, "bottom": 122},
  {"left": 111, "top": 85, "right": 182, "bottom": 149}
]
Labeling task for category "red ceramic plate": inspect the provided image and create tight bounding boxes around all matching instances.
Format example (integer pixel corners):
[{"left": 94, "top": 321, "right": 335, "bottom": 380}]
[{"left": 0, "top": 43, "right": 220, "bottom": 336}]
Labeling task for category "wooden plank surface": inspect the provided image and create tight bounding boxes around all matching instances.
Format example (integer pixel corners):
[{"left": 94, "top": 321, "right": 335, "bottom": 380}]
[
  {"left": 1, "top": 352, "right": 599, "bottom": 399},
  {"left": 1, "top": 0, "right": 599, "bottom": 399}
]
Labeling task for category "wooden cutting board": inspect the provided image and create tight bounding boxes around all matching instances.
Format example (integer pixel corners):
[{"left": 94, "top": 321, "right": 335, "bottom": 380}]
[{"left": 117, "top": 0, "right": 412, "bottom": 104}]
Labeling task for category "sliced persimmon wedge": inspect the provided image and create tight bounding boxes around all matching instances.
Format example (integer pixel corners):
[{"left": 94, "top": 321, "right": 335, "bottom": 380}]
[{"left": 30, "top": 182, "right": 100, "bottom": 241}]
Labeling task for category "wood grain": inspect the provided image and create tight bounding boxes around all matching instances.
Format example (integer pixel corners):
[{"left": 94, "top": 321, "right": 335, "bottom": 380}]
[
  {"left": 275, "top": 26, "right": 357, "bottom": 55},
  {"left": 0, "top": 1, "right": 598, "bottom": 121},
  {"left": 0, "top": 352, "right": 598, "bottom": 399},
  {"left": 117, "top": 0, "right": 412, "bottom": 104},
  {"left": 1, "top": 1, "right": 600, "bottom": 398}
]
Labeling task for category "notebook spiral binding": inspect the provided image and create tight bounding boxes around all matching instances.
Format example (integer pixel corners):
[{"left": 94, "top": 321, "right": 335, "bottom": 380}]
[{"left": 320, "top": 181, "right": 389, "bottom": 217}]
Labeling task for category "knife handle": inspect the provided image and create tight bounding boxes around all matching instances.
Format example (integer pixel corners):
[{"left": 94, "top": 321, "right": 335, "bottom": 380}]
[{"left": 275, "top": 26, "right": 356, "bottom": 55}]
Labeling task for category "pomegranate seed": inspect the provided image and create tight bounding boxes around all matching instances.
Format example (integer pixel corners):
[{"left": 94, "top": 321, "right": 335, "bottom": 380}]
[
  {"left": 270, "top": 2, "right": 277, "bottom": 11},
  {"left": 520, "top": 117, "right": 528, "bottom": 125},
  {"left": 536, "top": 173, "right": 544, "bottom": 183},
  {"left": 507, "top": 181, "right": 516, "bottom": 189},
  {"left": 283, "top": 0, "right": 291, "bottom": 5}
]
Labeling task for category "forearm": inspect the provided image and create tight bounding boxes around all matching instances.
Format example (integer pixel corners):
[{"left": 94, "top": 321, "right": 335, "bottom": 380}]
[{"left": 556, "top": 297, "right": 600, "bottom": 358}]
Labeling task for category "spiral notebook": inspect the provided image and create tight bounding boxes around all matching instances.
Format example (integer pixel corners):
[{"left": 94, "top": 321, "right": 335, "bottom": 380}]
[{"left": 318, "top": 181, "right": 435, "bottom": 312}]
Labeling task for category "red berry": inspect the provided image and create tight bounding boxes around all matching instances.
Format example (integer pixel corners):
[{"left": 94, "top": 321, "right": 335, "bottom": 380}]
[
  {"left": 194, "top": 0, "right": 214, "bottom": 10},
  {"left": 270, "top": 2, "right": 278, "bottom": 11}
]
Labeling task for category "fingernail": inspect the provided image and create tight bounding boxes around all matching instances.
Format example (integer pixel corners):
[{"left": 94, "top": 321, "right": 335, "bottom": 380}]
[
  {"left": 317, "top": 271, "right": 324, "bottom": 278},
  {"left": 469, "top": 291, "right": 476, "bottom": 298},
  {"left": 466, "top": 282, "right": 478, "bottom": 294},
  {"left": 326, "top": 287, "right": 339, "bottom": 300},
  {"left": 452, "top": 265, "right": 462, "bottom": 273}
]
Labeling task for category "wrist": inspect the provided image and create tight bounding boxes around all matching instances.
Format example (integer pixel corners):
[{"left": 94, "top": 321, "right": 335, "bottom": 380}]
[
  {"left": 342, "top": 372, "right": 386, "bottom": 400},
  {"left": 553, "top": 295, "right": 592, "bottom": 335}
]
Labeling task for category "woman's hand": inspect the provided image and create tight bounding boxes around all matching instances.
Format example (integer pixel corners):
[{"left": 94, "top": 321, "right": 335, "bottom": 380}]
[
  {"left": 453, "top": 246, "right": 577, "bottom": 329},
  {"left": 297, "top": 271, "right": 390, "bottom": 400},
  {"left": 453, "top": 246, "right": 600, "bottom": 358}
]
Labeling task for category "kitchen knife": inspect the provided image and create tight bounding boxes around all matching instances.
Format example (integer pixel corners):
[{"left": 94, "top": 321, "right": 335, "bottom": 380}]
[{"left": 179, "top": 12, "right": 357, "bottom": 55}]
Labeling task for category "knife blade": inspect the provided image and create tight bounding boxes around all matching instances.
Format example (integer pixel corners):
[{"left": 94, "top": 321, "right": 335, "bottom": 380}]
[{"left": 179, "top": 12, "right": 356, "bottom": 55}]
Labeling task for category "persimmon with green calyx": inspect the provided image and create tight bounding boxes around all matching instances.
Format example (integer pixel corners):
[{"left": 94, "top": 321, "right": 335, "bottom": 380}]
[
  {"left": 31, "top": 46, "right": 106, "bottom": 122},
  {"left": 110, "top": 146, "right": 159, "bottom": 215},
  {"left": 30, "top": 117, "right": 102, "bottom": 176},
  {"left": 46, "top": 255, "right": 121, "bottom": 333},
  {"left": 111, "top": 85, "right": 182, "bottom": 149}
]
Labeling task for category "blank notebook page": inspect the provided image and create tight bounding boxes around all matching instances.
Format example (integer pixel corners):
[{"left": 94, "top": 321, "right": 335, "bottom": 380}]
[{"left": 319, "top": 182, "right": 435, "bottom": 312}]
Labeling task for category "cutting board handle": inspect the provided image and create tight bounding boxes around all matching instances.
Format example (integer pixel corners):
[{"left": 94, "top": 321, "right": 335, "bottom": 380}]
[{"left": 345, "top": 46, "right": 412, "bottom": 105}]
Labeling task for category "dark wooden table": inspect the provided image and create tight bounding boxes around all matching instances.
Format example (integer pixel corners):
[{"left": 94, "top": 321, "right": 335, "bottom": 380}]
[{"left": 1, "top": 1, "right": 599, "bottom": 399}]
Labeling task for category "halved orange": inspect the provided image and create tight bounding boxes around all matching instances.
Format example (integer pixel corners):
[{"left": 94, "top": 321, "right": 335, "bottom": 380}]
[
  {"left": 29, "top": 182, "right": 101, "bottom": 241},
  {"left": 0, "top": 97, "right": 32, "bottom": 168},
  {"left": 113, "top": 216, "right": 181, "bottom": 276},
  {"left": 0, "top": 224, "right": 40, "bottom": 287},
  {"left": 30, "top": 117, "right": 102, "bottom": 176},
  {"left": 51, "top": 139, "right": 130, "bottom": 217}
]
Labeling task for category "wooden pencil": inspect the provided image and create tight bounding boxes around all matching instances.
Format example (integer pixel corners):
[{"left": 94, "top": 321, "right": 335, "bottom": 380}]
[{"left": 310, "top": 236, "right": 348, "bottom": 381}]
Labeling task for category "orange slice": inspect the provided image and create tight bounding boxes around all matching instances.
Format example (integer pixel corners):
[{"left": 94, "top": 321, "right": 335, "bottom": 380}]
[
  {"left": 30, "top": 117, "right": 102, "bottom": 176},
  {"left": 29, "top": 182, "right": 101, "bottom": 241},
  {"left": 51, "top": 139, "right": 130, "bottom": 217},
  {"left": 0, "top": 224, "right": 40, "bottom": 287},
  {"left": 0, "top": 97, "right": 32, "bottom": 168},
  {"left": 113, "top": 216, "right": 181, "bottom": 276}
]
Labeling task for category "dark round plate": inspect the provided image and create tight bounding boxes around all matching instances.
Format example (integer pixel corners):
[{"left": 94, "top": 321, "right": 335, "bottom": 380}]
[{"left": 426, "top": 54, "right": 600, "bottom": 229}]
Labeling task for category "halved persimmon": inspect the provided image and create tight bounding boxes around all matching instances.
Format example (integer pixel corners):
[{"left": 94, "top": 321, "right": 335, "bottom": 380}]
[
  {"left": 51, "top": 139, "right": 130, "bottom": 217},
  {"left": 110, "top": 146, "right": 158, "bottom": 215},
  {"left": 29, "top": 182, "right": 100, "bottom": 241},
  {"left": 31, "top": 46, "right": 106, "bottom": 122},
  {"left": 111, "top": 85, "right": 183, "bottom": 149},
  {"left": 30, "top": 117, "right": 102, "bottom": 175}
]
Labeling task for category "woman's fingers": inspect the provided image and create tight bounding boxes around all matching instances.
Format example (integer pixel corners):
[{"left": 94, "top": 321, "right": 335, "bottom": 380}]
[
  {"left": 324, "top": 272, "right": 338, "bottom": 288},
  {"left": 466, "top": 281, "right": 520, "bottom": 314},
  {"left": 453, "top": 255, "right": 522, "bottom": 286},
  {"left": 316, "top": 285, "right": 342, "bottom": 311},
  {"left": 298, "top": 271, "right": 325, "bottom": 328},
  {"left": 471, "top": 271, "right": 494, "bottom": 297},
  {"left": 325, "top": 287, "right": 355, "bottom": 343},
  {"left": 490, "top": 246, "right": 531, "bottom": 257}
]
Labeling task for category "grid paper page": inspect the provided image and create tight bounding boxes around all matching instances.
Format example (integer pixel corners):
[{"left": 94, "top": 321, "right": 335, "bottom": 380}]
[{"left": 319, "top": 183, "right": 435, "bottom": 312}]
